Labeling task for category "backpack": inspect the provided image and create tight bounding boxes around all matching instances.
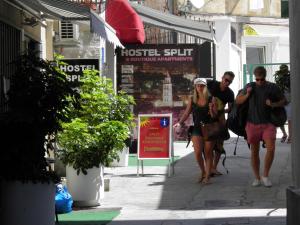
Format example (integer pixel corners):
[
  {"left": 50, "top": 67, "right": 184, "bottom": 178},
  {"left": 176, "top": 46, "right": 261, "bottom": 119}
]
[
  {"left": 227, "top": 83, "right": 255, "bottom": 137},
  {"left": 227, "top": 90, "right": 248, "bottom": 137}
]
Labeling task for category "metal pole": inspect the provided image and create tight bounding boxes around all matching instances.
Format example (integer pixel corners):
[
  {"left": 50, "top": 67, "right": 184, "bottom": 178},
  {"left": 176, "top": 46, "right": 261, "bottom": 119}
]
[{"left": 137, "top": 159, "right": 139, "bottom": 177}]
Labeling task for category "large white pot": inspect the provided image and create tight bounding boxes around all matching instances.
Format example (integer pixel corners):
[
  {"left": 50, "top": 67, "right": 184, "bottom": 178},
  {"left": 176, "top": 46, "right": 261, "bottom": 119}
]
[
  {"left": 111, "top": 147, "right": 129, "bottom": 167},
  {"left": 0, "top": 181, "right": 55, "bottom": 225},
  {"left": 66, "top": 165, "right": 104, "bottom": 207}
]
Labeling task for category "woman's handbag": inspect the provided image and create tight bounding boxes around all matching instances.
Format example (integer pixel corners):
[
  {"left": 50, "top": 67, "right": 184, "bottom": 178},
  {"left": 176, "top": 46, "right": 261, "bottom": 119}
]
[{"left": 201, "top": 121, "right": 229, "bottom": 141}]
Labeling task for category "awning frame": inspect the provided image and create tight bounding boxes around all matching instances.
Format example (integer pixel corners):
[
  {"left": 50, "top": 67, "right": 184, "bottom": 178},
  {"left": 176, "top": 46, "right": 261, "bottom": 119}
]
[
  {"left": 12, "top": 0, "right": 123, "bottom": 47},
  {"left": 130, "top": 2, "right": 214, "bottom": 42}
]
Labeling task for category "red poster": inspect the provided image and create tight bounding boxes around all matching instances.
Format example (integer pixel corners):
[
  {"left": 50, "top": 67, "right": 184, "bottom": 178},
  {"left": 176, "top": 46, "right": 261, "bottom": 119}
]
[{"left": 138, "top": 114, "right": 172, "bottom": 159}]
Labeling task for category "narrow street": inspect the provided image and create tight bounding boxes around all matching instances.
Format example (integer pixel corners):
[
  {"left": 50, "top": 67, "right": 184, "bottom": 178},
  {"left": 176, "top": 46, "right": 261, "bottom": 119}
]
[{"left": 102, "top": 137, "right": 291, "bottom": 225}]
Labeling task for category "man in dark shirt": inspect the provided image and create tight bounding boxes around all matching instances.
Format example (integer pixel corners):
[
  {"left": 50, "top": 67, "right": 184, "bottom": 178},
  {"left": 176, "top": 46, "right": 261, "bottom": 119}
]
[
  {"left": 207, "top": 71, "right": 235, "bottom": 175},
  {"left": 236, "top": 66, "right": 286, "bottom": 187}
]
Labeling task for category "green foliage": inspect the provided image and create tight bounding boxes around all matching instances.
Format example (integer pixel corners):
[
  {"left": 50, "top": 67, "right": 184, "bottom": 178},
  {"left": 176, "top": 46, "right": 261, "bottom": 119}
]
[
  {"left": 274, "top": 64, "right": 290, "bottom": 92},
  {"left": 0, "top": 52, "right": 79, "bottom": 182},
  {"left": 57, "top": 70, "right": 135, "bottom": 175}
]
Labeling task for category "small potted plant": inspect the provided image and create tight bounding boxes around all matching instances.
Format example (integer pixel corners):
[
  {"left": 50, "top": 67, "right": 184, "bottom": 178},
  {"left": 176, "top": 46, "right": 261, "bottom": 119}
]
[
  {"left": 0, "top": 52, "right": 78, "bottom": 225},
  {"left": 57, "top": 69, "right": 134, "bottom": 207}
]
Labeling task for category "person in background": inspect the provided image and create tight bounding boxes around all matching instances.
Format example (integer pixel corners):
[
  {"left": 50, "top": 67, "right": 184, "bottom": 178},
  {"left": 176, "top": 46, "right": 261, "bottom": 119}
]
[
  {"left": 173, "top": 78, "right": 219, "bottom": 184},
  {"left": 207, "top": 71, "right": 235, "bottom": 175},
  {"left": 274, "top": 64, "right": 291, "bottom": 143},
  {"left": 236, "top": 66, "right": 286, "bottom": 187}
]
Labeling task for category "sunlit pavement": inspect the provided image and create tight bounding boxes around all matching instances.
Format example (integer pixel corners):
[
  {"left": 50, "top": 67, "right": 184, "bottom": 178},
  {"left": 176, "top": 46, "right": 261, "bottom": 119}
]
[{"left": 102, "top": 133, "right": 291, "bottom": 225}]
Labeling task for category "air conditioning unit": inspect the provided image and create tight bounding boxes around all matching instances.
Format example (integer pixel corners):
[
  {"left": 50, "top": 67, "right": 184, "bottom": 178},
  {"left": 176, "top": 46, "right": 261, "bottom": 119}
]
[{"left": 59, "top": 21, "right": 79, "bottom": 41}]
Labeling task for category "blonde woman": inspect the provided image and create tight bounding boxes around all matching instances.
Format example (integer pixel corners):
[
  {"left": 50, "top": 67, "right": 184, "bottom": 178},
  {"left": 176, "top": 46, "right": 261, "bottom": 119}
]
[{"left": 174, "top": 78, "right": 218, "bottom": 184}]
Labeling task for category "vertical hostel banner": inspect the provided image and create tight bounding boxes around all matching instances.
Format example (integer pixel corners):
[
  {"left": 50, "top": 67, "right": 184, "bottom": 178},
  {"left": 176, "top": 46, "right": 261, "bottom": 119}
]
[
  {"left": 116, "top": 43, "right": 212, "bottom": 141},
  {"left": 138, "top": 114, "right": 172, "bottom": 159}
]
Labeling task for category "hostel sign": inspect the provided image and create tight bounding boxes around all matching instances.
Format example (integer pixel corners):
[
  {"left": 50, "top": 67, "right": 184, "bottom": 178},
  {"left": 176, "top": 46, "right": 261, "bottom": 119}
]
[
  {"left": 120, "top": 48, "right": 195, "bottom": 63},
  {"left": 59, "top": 59, "right": 99, "bottom": 82},
  {"left": 117, "top": 43, "right": 213, "bottom": 141}
]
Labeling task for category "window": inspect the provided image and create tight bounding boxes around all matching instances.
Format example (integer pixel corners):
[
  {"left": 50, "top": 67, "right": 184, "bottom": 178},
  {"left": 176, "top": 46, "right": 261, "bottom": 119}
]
[
  {"left": 0, "top": 21, "right": 21, "bottom": 112},
  {"left": 60, "top": 21, "right": 78, "bottom": 39},
  {"left": 281, "top": 0, "right": 289, "bottom": 18},
  {"left": 246, "top": 46, "right": 265, "bottom": 65},
  {"left": 231, "top": 26, "right": 236, "bottom": 44}
]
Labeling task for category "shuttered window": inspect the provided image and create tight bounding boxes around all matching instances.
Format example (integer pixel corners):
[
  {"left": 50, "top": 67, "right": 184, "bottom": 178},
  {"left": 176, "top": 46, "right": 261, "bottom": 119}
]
[
  {"left": 0, "top": 21, "right": 21, "bottom": 112},
  {"left": 60, "top": 21, "right": 74, "bottom": 39}
]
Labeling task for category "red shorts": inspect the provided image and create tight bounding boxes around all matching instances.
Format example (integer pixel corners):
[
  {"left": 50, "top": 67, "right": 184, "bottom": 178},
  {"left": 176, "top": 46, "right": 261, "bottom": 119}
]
[{"left": 245, "top": 122, "right": 276, "bottom": 144}]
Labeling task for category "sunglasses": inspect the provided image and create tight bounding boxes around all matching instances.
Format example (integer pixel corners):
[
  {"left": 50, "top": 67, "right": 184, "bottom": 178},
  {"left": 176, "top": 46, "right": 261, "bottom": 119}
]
[
  {"left": 255, "top": 78, "right": 265, "bottom": 82},
  {"left": 224, "top": 78, "right": 232, "bottom": 84}
]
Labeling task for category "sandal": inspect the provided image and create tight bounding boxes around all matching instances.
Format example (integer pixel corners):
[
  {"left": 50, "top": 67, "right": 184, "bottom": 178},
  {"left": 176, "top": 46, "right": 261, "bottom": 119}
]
[
  {"left": 287, "top": 137, "right": 292, "bottom": 144},
  {"left": 198, "top": 173, "right": 206, "bottom": 183},
  {"left": 281, "top": 135, "right": 287, "bottom": 143},
  {"left": 211, "top": 170, "right": 223, "bottom": 176},
  {"left": 202, "top": 177, "right": 212, "bottom": 185}
]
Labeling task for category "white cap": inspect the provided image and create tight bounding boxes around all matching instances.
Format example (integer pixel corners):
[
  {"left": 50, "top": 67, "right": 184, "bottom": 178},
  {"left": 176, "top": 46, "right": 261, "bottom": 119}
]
[{"left": 194, "top": 77, "right": 207, "bottom": 85}]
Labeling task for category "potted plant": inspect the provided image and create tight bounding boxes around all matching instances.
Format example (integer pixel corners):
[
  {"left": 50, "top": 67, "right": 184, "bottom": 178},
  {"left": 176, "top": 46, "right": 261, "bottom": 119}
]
[
  {"left": 0, "top": 52, "right": 78, "bottom": 225},
  {"left": 57, "top": 69, "right": 134, "bottom": 207}
]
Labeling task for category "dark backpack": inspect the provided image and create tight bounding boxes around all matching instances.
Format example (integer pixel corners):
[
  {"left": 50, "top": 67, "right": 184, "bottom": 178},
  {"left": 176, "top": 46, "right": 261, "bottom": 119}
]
[
  {"left": 227, "top": 90, "right": 249, "bottom": 137},
  {"left": 227, "top": 83, "right": 255, "bottom": 137}
]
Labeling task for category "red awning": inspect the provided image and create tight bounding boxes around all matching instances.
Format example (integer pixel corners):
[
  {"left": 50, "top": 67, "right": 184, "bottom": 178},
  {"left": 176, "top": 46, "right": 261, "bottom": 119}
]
[{"left": 105, "top": 0, "right": 145, "bottom": 44}]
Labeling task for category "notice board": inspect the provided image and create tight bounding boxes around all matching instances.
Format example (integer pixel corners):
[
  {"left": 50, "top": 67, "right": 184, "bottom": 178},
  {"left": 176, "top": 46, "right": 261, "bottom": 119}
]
[{"left": 138, "top": 114, "right": 172, "bottom": 159}]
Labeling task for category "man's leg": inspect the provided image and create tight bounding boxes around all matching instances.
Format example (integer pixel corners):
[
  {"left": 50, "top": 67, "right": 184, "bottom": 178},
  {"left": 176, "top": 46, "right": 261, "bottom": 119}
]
[
  {"left": 246, "top": 122, "right": 262, "bottom": 180},
  {"left": 213, "top": 152, "right": 221, "bottom": 170},
  {"left": 287, "top": 120, "right": 292, "bottom": 143},
  {"left": 263, "top": 139, "right": 275, "bottom": 177},
  {"left": 251, "top": 142, "right": 261, "bottom": 179},
  {"left": 279, "top": 125, "right": 287, "bottom": 142},
  {"left": 212, "top": 141, "right": 223, "bottom": 175}
]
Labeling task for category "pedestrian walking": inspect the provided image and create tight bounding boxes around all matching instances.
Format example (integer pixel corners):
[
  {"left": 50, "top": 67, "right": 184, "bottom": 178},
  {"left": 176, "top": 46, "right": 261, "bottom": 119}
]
[
  {"left": 174, "top": 78, "right": 219, "bottom": 184},
  {"left": 236, "top": 66, "right": 286, "bottom": 187},
  {"left": 274, "top": 64, "right": 292, "bottom": 143},
  {"left": 207, "top": 71, "right": 235, "bottom": 175}
]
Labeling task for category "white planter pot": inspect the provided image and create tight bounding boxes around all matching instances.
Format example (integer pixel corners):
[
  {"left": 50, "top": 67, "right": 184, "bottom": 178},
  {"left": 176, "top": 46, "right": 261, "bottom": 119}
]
[
  {"left": 111, "top": 147, "right": 129, "bottom": 167},
  {"left": 66, "top": 165, "right": 104, "bottom": 207},
  {"left": 0, "top": 181, "right": 55, "bottom": 225}
]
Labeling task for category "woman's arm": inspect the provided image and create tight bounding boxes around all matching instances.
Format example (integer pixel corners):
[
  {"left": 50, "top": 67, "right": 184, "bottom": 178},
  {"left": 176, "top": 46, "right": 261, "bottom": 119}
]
[{"left": 173, "top": 97, "right": 192, "bottom": 128}]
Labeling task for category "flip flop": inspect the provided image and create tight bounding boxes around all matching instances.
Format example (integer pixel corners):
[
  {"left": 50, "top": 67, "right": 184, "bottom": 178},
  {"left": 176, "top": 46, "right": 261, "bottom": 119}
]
[
  {"left": 281, "top": 136, "right": 287, "bottom": 143},
  {"left": 211, "top": 170, "right": 223, "bottom": 176},
  {"left": 198, "top": 174, "right": 206, "bottom": 183},
  {"left": 202, "top": 178, "right": 212, "bottom": 185}
]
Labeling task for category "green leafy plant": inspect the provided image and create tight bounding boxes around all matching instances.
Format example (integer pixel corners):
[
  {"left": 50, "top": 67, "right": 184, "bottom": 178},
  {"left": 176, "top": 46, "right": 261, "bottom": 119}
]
[
  {"left": 57, "top": 70, "right": 135, "bottom": 175},
  {"left": 274, "top": 64, "right": 290, "bottom": 92},
  {"left": 0, "top": 52, "right": 79, "bottom": 182}
]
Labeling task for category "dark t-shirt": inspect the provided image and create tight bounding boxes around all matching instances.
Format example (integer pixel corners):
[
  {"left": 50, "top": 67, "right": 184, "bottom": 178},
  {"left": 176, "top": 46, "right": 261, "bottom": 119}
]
[
  {"left": 207, "top": 80, "right": 234, "bottom": 110},
  {"left": 242, "top": 82, "right": 284, "bottom": 124},
  {"left": 191, "top": 96, "right": 217, "bottom": 134}
]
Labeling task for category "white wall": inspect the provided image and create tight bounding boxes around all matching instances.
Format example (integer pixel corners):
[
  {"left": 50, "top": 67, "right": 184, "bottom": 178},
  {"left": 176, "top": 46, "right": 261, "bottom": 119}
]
[
  {"left": 241, "top": 24, "right": 290, "bottom": 84},
  {"left": 214, "top": 18, "right": 243, "bottom": 94},
  {"left": 215, "top": 18, "right": 232, "bottom": 81},
  {"left": 230, "top": 44, "right": 242, "bottom": 94}
]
